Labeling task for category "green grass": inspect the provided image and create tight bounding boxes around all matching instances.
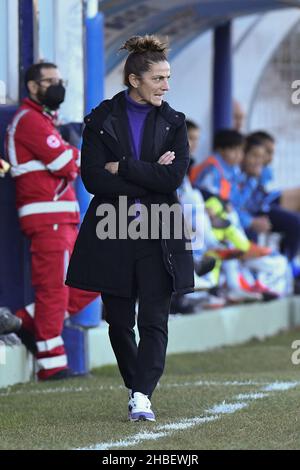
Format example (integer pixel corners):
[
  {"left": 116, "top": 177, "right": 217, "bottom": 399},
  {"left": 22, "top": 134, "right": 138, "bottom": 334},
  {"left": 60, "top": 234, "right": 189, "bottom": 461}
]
[{"left": 1, "top": 329, "right": 300, "bottom": 450}]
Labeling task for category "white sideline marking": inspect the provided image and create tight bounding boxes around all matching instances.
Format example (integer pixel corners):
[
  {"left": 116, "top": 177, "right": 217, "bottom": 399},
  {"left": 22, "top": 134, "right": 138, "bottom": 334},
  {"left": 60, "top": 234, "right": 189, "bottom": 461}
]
[
  {"left": 157, "top": 415, "right": 219, "bottom": 431},
  {"left": 2, "top": 380, "right": 299, "bottom": 398},
  {"left": 78, "top": 417, "right": 220, "bottom": 450},
  {"left": 262, "top": 382, "right": 299, "bottom": 392},
  {"left": 78, "top": 431, "right": 168, "bottom": 451},
  {"left": 0, "top": 386, "right": 94, "bottom": 396},
  {"left": 0, "top": 379, "right": 273, "bottom": 397},
  {"left": 164, "top": 380, "right": 268, "bottom": 388},
  {"left": 77, "top": 405, "right": 248, "bottom": 451},
  {"left": 235, "top": 392, "right": 268, "bottom": 400},
  {"left": 206, "top": 402, "right": 248, "bottom": 414},
  {"left": 75, "top": 380, "right": 300, "bottom": 450}
]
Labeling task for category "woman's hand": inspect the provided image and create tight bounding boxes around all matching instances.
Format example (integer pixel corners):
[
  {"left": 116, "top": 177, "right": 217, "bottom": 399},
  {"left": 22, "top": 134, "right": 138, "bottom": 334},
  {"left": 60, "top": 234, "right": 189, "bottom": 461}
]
[
  {"left": 158, "top": 151, "right": 175, "bottom": 165},
  {"left": 105, "top": 152, "right": 175, "bottom": 174},
  {"left": 105, "top": 162, "right": 119, "bottom": 174}
]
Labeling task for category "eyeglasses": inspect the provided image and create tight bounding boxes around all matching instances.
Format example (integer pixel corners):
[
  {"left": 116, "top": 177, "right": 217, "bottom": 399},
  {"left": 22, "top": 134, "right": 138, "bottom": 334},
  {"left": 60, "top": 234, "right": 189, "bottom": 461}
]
[{"left": 36, "top": 78, "right": 68, "bottom": 87}]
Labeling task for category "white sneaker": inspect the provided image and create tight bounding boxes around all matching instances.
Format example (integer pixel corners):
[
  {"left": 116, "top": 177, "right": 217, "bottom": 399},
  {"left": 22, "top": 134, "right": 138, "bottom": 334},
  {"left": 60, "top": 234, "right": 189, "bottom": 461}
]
[{"left": 129, "top": 392, "right": 156, "bottom": 422}]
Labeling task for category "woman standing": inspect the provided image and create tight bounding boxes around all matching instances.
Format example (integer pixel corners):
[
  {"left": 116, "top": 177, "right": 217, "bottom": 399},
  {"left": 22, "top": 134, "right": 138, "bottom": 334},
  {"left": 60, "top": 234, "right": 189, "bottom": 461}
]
[{"left": 66, "top": 35, "right": 194, "bottom": 421}]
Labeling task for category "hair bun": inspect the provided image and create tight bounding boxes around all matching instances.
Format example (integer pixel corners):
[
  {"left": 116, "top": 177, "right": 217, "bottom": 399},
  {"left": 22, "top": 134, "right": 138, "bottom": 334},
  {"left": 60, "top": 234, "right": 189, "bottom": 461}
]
[{"left": 120, "top": 35, "right": 168, "bottom": 54}]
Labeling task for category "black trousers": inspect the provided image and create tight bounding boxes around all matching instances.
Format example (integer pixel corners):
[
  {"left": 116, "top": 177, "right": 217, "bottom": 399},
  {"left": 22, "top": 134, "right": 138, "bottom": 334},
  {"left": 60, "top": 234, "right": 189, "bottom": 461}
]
[{"left": 101, "top": 238, "right": 173, "bottom": 397}]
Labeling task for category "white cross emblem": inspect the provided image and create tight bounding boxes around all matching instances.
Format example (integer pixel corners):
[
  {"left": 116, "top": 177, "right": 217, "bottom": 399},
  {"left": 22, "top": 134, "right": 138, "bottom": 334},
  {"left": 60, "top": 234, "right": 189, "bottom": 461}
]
[{"left": 47, "top": 135, "right": 60, "bottom": 149}]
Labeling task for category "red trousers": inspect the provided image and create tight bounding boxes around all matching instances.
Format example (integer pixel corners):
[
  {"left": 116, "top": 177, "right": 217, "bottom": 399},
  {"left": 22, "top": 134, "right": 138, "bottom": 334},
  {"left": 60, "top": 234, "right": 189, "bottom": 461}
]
[{"left": 16, "top": 224, "right": 99, "bottom": 380}]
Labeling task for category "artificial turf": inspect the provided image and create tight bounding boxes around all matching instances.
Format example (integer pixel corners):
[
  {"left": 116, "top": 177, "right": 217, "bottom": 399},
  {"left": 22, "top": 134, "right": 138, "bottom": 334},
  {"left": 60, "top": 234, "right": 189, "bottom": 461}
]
[{"left": 1, "top": 328, "right": 300, "bottom": 450}]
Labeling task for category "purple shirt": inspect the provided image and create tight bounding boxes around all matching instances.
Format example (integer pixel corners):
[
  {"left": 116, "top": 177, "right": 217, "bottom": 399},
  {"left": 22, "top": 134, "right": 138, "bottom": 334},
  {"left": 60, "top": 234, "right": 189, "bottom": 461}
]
[
  {"left": 125, "top": 91, "right": 153, "bottom": 160},
  {"left": 125, "top": 92, "right": 153, "bottom": 220}
]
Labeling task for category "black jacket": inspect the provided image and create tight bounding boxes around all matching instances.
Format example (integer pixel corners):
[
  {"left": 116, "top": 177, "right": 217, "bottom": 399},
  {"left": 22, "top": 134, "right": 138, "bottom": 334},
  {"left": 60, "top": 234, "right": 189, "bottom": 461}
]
[{"left": 65, "top": 91, "right": 195, "bottom": 297}]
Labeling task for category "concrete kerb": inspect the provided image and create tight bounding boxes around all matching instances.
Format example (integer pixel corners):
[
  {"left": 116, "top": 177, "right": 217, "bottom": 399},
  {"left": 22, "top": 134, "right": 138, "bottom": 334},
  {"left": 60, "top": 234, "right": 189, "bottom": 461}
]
[{"left": 1, "top": 296, "right": 300, "bottom": 389}]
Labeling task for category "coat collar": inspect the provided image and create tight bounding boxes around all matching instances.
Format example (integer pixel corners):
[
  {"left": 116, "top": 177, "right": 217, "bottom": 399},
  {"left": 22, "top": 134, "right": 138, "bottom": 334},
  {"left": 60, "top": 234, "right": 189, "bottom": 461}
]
[
  {"left": 22, "top": 97, "right": 58, "bottom": 122},
  {"left": 84, "top": 91, "right": 185, "bottom": 161}
]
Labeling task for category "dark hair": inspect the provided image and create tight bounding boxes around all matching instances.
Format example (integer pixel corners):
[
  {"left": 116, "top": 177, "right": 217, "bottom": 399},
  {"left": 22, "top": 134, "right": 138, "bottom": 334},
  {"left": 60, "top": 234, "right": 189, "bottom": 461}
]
[
  {"left": 120, "top": 35, "right": 169, "bottom": 88},
  {"left": 213, "top": 129, "right": 244, "bottom": 150},
  {"left": 244, "top": 135, "right": 265, "bottom": 154},
  {"left": 24, "top": 62, "right": 58, "bottom": 92},
  {"left": 248, "top": 130, "right": 275, "bottom": 144},
  {"left": 186, "top": 119, "right": 200, "bottom": 131}
]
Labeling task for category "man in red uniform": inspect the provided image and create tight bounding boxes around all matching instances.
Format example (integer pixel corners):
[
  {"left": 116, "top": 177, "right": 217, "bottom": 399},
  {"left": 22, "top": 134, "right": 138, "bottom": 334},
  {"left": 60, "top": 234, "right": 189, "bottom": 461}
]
[{"left": 0, "top": 63, "right": 99, "bottom": 380}]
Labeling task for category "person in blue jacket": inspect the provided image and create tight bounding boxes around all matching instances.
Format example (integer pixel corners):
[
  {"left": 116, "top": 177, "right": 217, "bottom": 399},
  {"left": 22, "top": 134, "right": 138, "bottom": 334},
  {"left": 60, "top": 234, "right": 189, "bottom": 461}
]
[
  {"left": 190, "top": 129, "right": 244, "bottom": 203},
  {"left": 236, "top": 135, "right": 300, "bottom": 261}
]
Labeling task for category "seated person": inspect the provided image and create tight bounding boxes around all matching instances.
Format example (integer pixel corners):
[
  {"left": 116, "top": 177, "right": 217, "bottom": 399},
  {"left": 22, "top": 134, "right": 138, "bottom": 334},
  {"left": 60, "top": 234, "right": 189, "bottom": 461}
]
[
  {"left": 204, "top": 196, "right": 270, "bottom": 260},
  {"left": 171, "top": 119, "right": 216, "bottom": 314},
  {"left": 189, "top": 129, "right": 244, "bottom": 202},
  {"left": 249, "top": 131, "right": 300, "bottom": 213},
  {"left": 237, "top": 135, "right": 300, "bottom": 262},
  {"left": 180, "top": 130, "right": 276, "bottom": 299},
  {"left": 188, "top": 129, "right": 269, "bottom": 259},
  {"left": 179, "top": 177, "right": 286, "bottom": 304}
]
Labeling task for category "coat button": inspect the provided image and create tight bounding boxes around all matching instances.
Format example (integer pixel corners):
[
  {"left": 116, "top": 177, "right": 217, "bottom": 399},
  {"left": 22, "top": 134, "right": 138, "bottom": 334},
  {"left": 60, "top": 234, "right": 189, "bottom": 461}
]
[
  {"left": 122, "top": 156, "right": 126, "bottom": 160},
  {"left": 100, "top": 130, "right": 104, "bottom": 134},
  {"left": 166, "top": 126, "right": 170, "bottom": 131},
  {"left": 175, "top": 114, "right": 178, "bottom": 118}
]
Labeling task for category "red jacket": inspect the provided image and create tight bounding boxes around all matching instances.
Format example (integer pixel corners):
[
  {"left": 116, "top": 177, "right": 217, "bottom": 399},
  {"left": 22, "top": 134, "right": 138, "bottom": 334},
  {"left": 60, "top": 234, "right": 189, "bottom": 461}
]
[{"left": 6, "top": 98, "right": 80, "bottom": 232}]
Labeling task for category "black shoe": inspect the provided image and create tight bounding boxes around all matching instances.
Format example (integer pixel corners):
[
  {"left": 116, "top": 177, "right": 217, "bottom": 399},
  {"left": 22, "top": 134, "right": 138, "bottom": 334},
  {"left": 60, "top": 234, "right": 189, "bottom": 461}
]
[
  {"left": 0, "top": 307, "right": 22, "bottom": 334},
  {"left": 194, "top": 256, "right": 216, "bottom": 277}
]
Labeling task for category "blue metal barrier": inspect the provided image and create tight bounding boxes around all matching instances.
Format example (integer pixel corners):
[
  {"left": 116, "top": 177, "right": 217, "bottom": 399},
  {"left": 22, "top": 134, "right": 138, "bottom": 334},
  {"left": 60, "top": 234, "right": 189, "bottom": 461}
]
[
  {"left": 85, "top": 12, "right": 105, "bottom": 114},
  {"left": 62, "top": 324, "right": 88, "bottom": 375},
  {"left": 212, "top": 21, "right": 233, "bottom": 134}
]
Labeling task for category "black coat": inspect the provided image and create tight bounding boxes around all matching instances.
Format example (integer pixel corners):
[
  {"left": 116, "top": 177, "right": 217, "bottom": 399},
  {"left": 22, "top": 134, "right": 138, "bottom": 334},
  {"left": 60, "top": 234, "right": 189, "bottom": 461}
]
[{"left": 66, "top": 91, "right": 195, "bottom": 297}]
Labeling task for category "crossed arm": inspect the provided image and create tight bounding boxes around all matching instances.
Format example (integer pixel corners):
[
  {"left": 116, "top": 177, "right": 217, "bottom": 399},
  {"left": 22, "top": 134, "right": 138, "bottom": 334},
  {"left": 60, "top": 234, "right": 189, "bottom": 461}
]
[{"left": 81, "top": 121, "right": 189, "bottom": 197}]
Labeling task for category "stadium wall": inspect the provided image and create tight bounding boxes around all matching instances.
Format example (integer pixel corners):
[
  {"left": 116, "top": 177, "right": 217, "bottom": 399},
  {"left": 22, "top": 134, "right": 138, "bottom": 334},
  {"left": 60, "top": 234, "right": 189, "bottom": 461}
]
[{"left": 1, "top": 297, "right": 300, "bottom": 389}]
